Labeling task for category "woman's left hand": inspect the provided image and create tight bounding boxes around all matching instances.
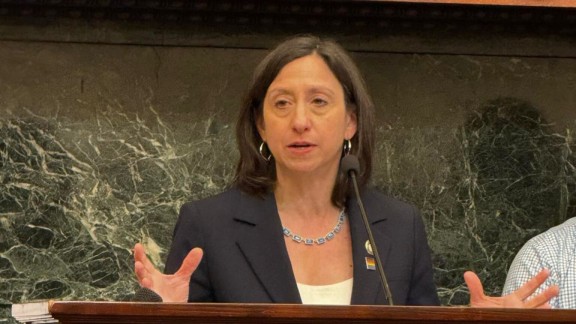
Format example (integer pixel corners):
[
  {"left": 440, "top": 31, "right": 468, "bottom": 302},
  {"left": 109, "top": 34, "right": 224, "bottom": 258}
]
[{"left": 465, "top": 269, "right": 559, "bottom": 308}]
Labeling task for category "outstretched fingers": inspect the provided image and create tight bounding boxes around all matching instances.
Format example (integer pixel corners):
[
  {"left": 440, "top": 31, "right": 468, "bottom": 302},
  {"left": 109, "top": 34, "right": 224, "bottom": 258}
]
[
  {"left": 524, "top": 285, "right": 559, "bottom": 309},
  {"left": 132, "top": 243, "right": 203, "bottom": 303},
  {"left": 512, "top": 269, "right": 551, "bottom": 301},
  {"left": 464, "top": 268, "right": 558, "bottom": 309}
]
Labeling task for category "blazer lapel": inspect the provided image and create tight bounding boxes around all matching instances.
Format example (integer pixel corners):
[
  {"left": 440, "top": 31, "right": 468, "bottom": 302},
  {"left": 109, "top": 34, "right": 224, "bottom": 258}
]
[
  {"left": 234, "top": 191, "right": 301, "bottom": 303},
  {"left": 348, "top": 193, "right": 392, "bottom": 305}
]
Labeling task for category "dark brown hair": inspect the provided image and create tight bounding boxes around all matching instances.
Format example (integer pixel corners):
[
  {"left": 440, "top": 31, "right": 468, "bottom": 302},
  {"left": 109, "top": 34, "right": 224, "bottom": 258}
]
[{"left": 234, "top": 35, "right": 375, "bottom": 207}]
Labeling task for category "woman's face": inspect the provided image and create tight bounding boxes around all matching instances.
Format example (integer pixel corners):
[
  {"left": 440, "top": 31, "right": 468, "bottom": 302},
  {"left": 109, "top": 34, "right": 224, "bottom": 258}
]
[{"left": 258, "top": 54, "right": 357, "bottom": 179}]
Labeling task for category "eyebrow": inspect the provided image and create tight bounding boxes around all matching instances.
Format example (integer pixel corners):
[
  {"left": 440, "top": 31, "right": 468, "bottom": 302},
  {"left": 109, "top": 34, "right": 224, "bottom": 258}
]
[{"left": 267, "top": 85, "right": 337, "bottom": 98}]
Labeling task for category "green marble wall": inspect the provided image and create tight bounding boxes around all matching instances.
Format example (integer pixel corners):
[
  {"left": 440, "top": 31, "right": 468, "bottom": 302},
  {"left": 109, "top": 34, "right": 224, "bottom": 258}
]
[{"left": 1, "top": 38, "right": 575, "bottom": 319}]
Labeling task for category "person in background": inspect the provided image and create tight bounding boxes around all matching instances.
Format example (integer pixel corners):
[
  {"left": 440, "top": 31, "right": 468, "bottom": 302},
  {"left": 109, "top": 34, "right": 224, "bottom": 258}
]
[
  {"left": 134, "top": 34, "right": 558, "bottom": 307},
  {"left": 503, "top": 217, "right": 575, "bottom": 309}
]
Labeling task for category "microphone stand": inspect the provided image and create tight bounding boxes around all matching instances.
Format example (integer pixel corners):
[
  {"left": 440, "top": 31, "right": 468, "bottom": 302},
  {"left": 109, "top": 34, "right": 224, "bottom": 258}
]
[{"left": 348, "top": 167, "right": 394, "bottom": 306}]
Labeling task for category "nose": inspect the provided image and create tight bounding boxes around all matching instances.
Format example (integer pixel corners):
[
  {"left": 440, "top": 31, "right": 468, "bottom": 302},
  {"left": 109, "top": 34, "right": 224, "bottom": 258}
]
[{"left": 291, "top": 102, "right": 311, "bottom": 133}]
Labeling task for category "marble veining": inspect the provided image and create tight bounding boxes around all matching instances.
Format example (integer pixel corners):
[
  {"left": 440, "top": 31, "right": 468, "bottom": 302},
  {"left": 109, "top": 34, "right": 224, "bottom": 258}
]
[
  {"left": 1, "top": 42, "right": 575, "bottom": 313},
  {"left": 2, "top": 101, "right": 574, "bottom": 307},
  {"left": 371, "top": 98, "right": 575, "bottom": 304},
  {"left": 0, "top": 107, "right": 236, "bottom": 304}
]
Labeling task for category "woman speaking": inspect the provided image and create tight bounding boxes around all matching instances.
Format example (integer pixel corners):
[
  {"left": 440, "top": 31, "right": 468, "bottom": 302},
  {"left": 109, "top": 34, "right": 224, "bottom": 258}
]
[{"left": 134, "top": 35, "right": 557, "bottom": 307}]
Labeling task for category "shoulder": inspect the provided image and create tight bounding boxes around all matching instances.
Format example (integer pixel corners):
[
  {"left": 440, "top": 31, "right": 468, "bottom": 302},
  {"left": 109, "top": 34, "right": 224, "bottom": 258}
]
[
  {"left": 510, "top": 217, "right": 576, "bottom": 271},
  {"left": 180, "top": 186, "right": 270, "bottom": 214},
  {"left": 180, "top": 187, "right": 243, "bottom": 212},
  {"left": 178, "top": 187, "right": 271, "bottom": 223},
  {"left": 176, "top": 187, "right": 251, "bottom": 227},
  {"left": 354, "top": 188, "right": 424, "bottom": 233},
  {"left": 359, "top": 188, "right": 419, "bottom": 217},
  {"left": 540, "top": 217, "right": 576, "bottom": 240},
  {"left": 516, "top": 218, "right": 576, "bottom": 269},
  {"left": 523, "top": 217, "right": 576, "bottom": 252}
]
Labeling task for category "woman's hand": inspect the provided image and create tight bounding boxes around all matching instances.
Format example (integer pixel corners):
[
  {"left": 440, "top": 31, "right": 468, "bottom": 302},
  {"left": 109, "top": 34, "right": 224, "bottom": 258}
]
[
  {"left": 465, "top": 269, "right": 559, "bottom": 308},
  {"left": 133, "top": 243, "right": 203, "bottom": 302}
]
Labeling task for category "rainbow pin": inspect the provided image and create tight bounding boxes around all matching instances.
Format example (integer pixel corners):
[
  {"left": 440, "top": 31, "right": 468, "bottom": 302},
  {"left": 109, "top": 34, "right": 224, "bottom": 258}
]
[{"left": 365, "top": 257, "right": 376, "bottom": 270}]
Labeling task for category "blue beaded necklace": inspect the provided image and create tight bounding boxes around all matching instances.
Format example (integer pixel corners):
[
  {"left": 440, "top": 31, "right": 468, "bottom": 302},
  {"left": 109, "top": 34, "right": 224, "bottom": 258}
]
[{"left": 282, "top": 210, "right": 346, "bottom": 246}]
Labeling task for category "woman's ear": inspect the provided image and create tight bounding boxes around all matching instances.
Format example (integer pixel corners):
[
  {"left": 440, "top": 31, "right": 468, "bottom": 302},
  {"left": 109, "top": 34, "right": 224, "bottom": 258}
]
[
  {"left": 345, "top": 111, "right": 357, "bottom": 140},
  {"left": 257, "top": 115, "right": 266, "bottom": 142}
]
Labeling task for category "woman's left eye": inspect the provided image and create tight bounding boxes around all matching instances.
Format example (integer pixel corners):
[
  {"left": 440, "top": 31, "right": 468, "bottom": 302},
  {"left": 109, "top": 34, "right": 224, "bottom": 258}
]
[{"left": 312, "top": 98, "right": 328, "bottom": 106}]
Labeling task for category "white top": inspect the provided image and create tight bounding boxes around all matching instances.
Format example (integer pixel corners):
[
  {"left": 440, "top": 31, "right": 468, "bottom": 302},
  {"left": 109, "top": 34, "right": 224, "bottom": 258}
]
[{"left": 297, "top": 278, "right": 353, "bottom": 305}]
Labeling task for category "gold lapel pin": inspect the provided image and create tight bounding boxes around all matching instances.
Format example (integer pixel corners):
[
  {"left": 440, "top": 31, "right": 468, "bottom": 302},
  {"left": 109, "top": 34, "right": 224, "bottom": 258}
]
[{"left": 365, "top": 240, "right": 373, "bottom": 255}]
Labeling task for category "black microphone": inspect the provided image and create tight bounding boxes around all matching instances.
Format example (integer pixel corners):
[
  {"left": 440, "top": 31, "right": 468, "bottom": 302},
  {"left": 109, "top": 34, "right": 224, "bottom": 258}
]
[
  {"left": 133, "top": 287, "right": 163, "bottom": 302},
  {"left": 341, "top": 154, "right": 394, "bottom": 306}
]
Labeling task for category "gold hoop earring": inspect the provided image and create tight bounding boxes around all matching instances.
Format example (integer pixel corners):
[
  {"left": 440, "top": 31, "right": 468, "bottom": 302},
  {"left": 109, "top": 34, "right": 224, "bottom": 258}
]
[
  {"left": 343, "top": 139, "right": 352, "bottom": 156},
  {"left": 259, "top": 142, "right": 272, "bottom": 162}
]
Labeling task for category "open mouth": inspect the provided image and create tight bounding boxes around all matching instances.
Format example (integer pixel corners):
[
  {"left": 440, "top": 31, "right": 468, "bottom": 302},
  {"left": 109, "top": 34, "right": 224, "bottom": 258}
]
[{"left": 288, "top": 142, "right": 314, "bottom": 149}]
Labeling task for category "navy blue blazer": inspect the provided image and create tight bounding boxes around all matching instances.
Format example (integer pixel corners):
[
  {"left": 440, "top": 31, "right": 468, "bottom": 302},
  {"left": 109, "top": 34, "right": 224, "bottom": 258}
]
[{"left": 164, "top": 187, "right": 439, "bottom": 305}]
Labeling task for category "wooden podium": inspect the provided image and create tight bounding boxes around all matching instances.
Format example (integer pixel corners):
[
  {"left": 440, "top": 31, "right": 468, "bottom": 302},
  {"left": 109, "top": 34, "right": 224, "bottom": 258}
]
[{"left": 48, "top": 301, "right": 576, "bottom": 323}]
